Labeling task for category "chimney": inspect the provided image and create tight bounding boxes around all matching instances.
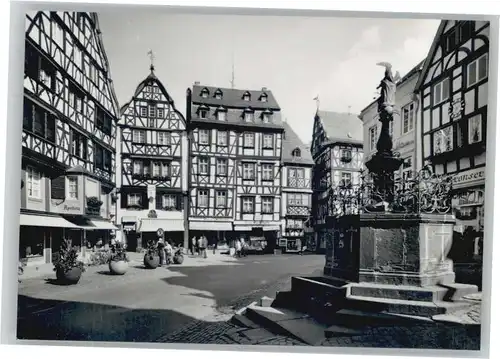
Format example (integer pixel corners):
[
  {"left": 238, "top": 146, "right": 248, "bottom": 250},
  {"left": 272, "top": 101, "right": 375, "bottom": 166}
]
[
  {"left": 194, "top": 81, "right": 200, "bottom": 85},
  {"left": 262, "top": 87, "right": 267, "bottom": 91}
]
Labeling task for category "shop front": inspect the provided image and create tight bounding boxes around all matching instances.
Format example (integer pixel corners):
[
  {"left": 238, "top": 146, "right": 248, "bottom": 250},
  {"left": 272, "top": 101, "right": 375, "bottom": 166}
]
[
  {"left": 450, "top": 167, "right": 485, "bottom": 263},
  {"left": 18, "top": 212, "right": 117, "bottom": 266},
  {"left": 188, "top": 221, "right": 233, "bottom": 250},
  {"left": 137, "top": 216, "right": 185, "bottom": 247},
  {"left": 121, "top": 216, "right": 139, "bottom": 251},
  {"left": 233, "top": 224, "right": 281, "bottom": 254},
  {"left": 19, "top": 213, "right": 81, "bottom": 266}
]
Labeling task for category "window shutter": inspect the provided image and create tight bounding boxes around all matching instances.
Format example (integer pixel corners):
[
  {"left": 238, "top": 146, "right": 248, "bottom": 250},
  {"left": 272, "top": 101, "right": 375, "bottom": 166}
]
[
  {"left": 156, "top": 192, "right": 163, "bottom": 209},
  {"left": 178, "top": 194, "right": 183, "bottom": 211},
  {"left": 141, "top": 191, "right": 149, "bottom": 209},
  {"left": 51, "top": 175, "right": 65, "bottom": 199},
  {"left": 121, "top": 192, "right": 128, "bottom": 208}
]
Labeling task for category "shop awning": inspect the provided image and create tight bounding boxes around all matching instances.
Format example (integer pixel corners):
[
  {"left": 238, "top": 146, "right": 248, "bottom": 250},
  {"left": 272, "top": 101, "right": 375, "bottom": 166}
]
[
  {"left": 122, "top": 216, "right": 138, "bottom": 223},
  {"left": 89, "top": 219, "right": 118, "bottom": 230},
  {"left": 189, "top": 221, "right": 232, "bottom": 231},
  {"left": 263, "top": 225, "right": 280, "bottom": 231},
  {"left": 233, "top": 225, "right": 281, "bottom": 232},
  {"left": 234, "top": 226, "right": 253, "bottom": 231},
  {"left": 138, "top": 218, "right": 184, "bottom": 233},
  {"left": 19, "top": 214, "right": 81, "bottom": 228}
]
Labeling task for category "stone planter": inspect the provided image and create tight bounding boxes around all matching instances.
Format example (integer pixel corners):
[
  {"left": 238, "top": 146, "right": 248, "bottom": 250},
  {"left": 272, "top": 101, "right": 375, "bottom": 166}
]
[
  {"left": 109, "top": 260, "right": 128, "bottom": 275},
  {"left": 173, "top": 254, "right": 184, "bottom": 265},
  {"left": 144, "top": 253, "right": 160, "bottom": 269},
  {"left": 55, "top": 267, "right": 82, "bottom": 285}
]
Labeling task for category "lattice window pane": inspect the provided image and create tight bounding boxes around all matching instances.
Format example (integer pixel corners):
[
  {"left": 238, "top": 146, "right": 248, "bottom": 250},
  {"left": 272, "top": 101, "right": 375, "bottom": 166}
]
[{"left": 67, "top": 177, "right": 78, "bottom": 199}]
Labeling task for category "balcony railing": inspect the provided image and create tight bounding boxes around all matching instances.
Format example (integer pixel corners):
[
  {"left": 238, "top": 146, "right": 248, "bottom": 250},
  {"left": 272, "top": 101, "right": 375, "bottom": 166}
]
[
  {"left": 286, "top": 205, "right": 311, "bottom": 216},
  {"left": 287, "top": 178, "right": 310, "bottom": 188}
]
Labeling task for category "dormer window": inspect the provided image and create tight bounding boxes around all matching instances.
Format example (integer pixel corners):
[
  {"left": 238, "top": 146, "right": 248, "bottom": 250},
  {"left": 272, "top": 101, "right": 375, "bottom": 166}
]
[
  {"left": 244, "top": 113, "right": 253, "bottom": 122},
  {"left": 259, "top": 93, "right": 268, "bottom": 102},
  {"left": 262, "top": 110, "right": 273, "bottom": 123},
  {"left": 214, "top": 89, "right": 223, "bottom": 100},
  {"left": 200, "top": 88, "right": 209, "bottom": 98},
  {"left": 292, "top": 148, "right": 301, "bottom": 158},
  {"left": 242, "top": 91, "right": 251, "bottom": 101},
  {"left": 197, "top": 105, "right": 209, "bottom": 119},
  {"left": 216, "top": 107, "right": 227, "bottom": 121}
]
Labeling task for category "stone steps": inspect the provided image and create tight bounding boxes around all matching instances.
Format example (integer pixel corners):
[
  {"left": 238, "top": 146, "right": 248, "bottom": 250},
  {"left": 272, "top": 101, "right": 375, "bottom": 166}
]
[
  {"left": 346, "top": 295, "right": 472, "bottom": 317},
  {"left": 347, "top": 282, "right": 479, "bottom": 303},
  {"left": 243, "top": 304, "right": 329, "bottom": 345}
]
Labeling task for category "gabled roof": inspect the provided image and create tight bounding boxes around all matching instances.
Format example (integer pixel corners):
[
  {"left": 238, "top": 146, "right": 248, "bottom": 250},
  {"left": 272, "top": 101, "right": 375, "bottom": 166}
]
[
  {"left": 191, "top": 84, "right": 280, "bottom": 110},
  {"left": 414, "top": 20, "right": 448, "bottom": 92},
  {"left": 316, "top": 110, "right": 363, "bottom": 145},
  {"left": 282, "top": 122, "right": 314, "bottom": 165},
  {"left": 119, "top": 68, "right": 175, "bottom": 116}
]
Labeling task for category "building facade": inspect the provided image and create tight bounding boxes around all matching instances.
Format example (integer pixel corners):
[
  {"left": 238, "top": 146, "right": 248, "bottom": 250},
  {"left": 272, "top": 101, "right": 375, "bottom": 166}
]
[
  {"left": 186, "top": 84, "right": 284, "bottom": 252},
  {"left": 21, "top": 12, "right": 119, "bottom": 265},
  {"left": 360, "top": 61, "right": 424, "bottom": 178},
  {"left": 310, "top": 111, "right": 364, "bottom": 252},
  {"left": 415, "top": 20, "right": 490, "bottom": 260},
  {"left": 280, "top": 123, "right": 314, "bottom": 253},
  {"left": 115, "top": 66, "right": 188, "bottom": 251}
]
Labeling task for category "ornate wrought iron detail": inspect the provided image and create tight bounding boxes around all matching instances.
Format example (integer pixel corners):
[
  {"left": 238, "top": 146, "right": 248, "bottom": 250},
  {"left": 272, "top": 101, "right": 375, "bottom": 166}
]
[{"left": 326, "top": 165, "right": 453, "bottom": 216}]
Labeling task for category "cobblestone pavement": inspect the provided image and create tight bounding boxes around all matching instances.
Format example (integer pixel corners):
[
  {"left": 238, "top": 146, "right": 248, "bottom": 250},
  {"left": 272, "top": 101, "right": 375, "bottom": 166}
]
[
  {"left": 157, "top": 320, "right": 304, "bottom": 345},
  {"left": 158, "top": 316, "right": 480, "bottom": 349}
]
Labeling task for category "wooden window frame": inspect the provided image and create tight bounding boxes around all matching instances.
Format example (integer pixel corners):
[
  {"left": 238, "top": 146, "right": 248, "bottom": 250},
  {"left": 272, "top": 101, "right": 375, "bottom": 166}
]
[
  {"left": 261, "top": 196, "right": 274, "bottom": 214},
  {"left": 198, "top": 157, "right": 209, "bottom": 175},
  {"left": 26, "top": 166, "right": 41, "bottom": 199},
  {"left": 242, "top": 196, "right": 255, "bottom": 214},
  {"left": 198, "top": 189, "right": 209, "bottom": 208}
]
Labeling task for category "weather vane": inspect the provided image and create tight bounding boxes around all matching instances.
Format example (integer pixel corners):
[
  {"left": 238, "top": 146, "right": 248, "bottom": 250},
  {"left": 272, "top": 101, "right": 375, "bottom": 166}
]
[
  {"left": 313, "top": 95, "right": 320, "bottom": 110},
  {"left": 147, "top": 49, "right": 155, "bottom": 71}
]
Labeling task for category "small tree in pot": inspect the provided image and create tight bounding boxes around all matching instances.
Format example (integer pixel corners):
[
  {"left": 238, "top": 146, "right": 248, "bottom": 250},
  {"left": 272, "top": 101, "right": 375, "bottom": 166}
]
[
  {"left": 143, "top": 239, "right": 160, "bottom": 269},
  {"left": 53, "top": 239, "right": 86, "bottom": 285},
  {"left": 109, "top": 241, "right": 129, "bottom": 275}
]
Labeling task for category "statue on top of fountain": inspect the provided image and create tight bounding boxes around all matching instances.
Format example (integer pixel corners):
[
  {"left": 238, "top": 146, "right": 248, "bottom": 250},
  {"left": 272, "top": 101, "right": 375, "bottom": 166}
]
[{"left": 376, "top": 62, "right": 401, "bottom": 118}]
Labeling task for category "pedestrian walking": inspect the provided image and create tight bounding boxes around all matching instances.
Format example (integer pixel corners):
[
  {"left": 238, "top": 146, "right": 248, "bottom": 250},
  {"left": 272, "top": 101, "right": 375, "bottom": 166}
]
[
  {"left": 297, "top": 238, "right": 303, "bottom": 255},
  {"left": 240, "top": 238, "right": 248, "bottom": 257},
  {"left": 191, "top": 236, "right": 197, "bottom": 256},
  {"left": 201, "top": 235, "right": 208, "bottom": 258},
  {"left": 235, "top": 239, "right": 242, "bottom": 258},
  {"left": 197, "top": 236, "right": 202, "bottom": 256}
]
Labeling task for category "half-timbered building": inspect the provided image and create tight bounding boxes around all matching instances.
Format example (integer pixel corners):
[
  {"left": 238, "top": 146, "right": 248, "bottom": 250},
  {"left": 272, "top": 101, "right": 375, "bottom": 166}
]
[
  {"left": 21, "top": 12, "right": 119, "bottom": 265},
  {"left": 310, "top": 111, "right": 364, "bottom": 253},
  {"left": 280, "top": 122, "right": 314, "bottom": 253},
  {"left": 360, "top": 61, "right": 424, "bottom": 178},
  {"left": 116, "top": 65, "right": 188, "bottom": 251},
  {"left": 415, "top": 20, "right": 490, "bottom": 261},
  {"left": 186, "top": 84, "right": 284, "bottom": 252}
]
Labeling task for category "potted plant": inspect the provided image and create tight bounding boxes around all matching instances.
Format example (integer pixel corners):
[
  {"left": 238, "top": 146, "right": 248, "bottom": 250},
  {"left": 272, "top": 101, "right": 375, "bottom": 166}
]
[
  {"left": 143, "top": 239, "right": 160, "bottom": 269},
  {"left": 53, "top": 239, "right": 85, "bottom": 285},
  {"left": 86, "top": 196, "right": 103, "bottom": 208},
  {"left": 109, "top": 242, "right": 129, "bottom": 275}
]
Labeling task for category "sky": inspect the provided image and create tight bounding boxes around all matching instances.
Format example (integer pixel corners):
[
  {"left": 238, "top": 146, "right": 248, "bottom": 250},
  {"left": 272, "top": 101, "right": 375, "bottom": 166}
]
[{"left": 97, "top": 9, "right": 440, "bottom": 143}]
